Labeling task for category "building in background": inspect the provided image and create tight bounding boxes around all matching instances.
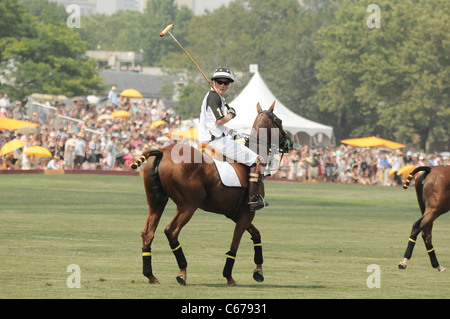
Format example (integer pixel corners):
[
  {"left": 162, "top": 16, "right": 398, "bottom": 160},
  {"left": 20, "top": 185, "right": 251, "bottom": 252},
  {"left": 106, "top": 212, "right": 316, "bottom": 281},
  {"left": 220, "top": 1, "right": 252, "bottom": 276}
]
[
  {"left": 96, "top": 0, "right": 140, "bottom": 15},
  {"left": 49, "top": 0, "right": 97, "bottom": 15},
  {"left": 173, "top": 0, "right": 232, "bottom": 15},
  {"left": 49, "top": 0, "right": 235, "bottom": 16},
  {"left": 49, "top": 1, "right": 304, "bottom": 16}
]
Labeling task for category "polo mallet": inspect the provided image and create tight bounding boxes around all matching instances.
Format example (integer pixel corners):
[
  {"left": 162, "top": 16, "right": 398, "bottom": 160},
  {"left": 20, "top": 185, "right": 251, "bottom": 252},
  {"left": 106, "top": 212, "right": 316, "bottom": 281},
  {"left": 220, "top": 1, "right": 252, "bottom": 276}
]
[{"left": 160, "top": 24, "right": 220, "bottom": 96}]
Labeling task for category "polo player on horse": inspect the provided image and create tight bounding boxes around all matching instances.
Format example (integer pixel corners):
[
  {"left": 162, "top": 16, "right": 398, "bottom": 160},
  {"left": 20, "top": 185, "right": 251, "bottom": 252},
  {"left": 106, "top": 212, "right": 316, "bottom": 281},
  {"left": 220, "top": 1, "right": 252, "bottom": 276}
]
[{"left": 198, "top": 67, "right": 268, "bottom": 211}]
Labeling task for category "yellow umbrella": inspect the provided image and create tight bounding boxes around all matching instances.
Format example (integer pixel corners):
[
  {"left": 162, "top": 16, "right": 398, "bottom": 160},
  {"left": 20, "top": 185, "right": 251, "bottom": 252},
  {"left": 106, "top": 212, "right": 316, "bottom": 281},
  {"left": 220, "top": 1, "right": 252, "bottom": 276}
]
[
  {"left": 169, "top": 128, "right": 198, "bottom": 141},
  {"left": 389, "top": 165, "right": 417, "bottom": 181},
  {"left": 150, "top": 120, "right": 167, "bottom": 129},
  {"left": 120, "top": 89, "right": 143, "bottom": 98},
  {"left": 111, "top": 110, "right": 131, "bottom": 118},
  {"left": 340, "top": 136, "right": 405, "bottom": 149},
  {"left": 23, "top": 146, "right": 52, "bottom": 158},
  {"left": 397, "top": 165, "right": 417, "bottom": 179},
  {"left": 0, "top": 140, "right": 27, "bottom": 156},
  {"left": 0, "top": 118, "right": 39, "bottom": 131}
]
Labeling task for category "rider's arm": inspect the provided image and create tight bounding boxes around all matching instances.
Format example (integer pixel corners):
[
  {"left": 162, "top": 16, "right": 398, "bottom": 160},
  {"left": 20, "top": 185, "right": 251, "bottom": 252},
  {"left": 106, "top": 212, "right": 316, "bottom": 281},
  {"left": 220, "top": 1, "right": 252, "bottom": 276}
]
[
  {"left": 216, "top": 113, "right": 233, "bottom": 126},
  {"left": 207, "top": 91, "right": 233, "bottom": 126}
]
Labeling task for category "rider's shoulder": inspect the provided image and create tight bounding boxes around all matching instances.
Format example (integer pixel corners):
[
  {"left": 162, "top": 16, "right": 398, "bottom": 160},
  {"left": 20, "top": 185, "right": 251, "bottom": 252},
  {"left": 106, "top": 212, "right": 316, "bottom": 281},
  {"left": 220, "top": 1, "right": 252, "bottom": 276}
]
[{"left": 207, "top": 90, "right": 222, "bottom": 103}]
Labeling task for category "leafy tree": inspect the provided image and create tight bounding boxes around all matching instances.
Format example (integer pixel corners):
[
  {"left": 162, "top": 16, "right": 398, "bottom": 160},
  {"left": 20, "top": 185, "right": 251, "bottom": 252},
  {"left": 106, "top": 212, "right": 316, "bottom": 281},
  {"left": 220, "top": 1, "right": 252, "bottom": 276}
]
[
  {"left": 163, "top": 0, "right": 304, "bottom": 115},
  {"left": 163, "top": 0, "right": 340, "bottom": 123},
  {"left": 316, "top": 0, "right": 449, "bottom": 150},
  {"left": 259, "top": 0, "right": 339, "bottom": 123},
  {"left": 0, "top": 0, "right": 103, "bottom": 100},
  {"left": 79, "top": 10, "right": 144, "bottom": 52},
  {"left": 370, "top": 0, "right": 449, "bottom": 151},
  {"left": 20, "top": 0, "right": 67, "bottom": 24},
  {"left": 0, "top": 0, "right": 36, "bottom": 39},
  {"left": 78, "top": 0, "right": 193, "bottom": 66},
  {"left": 315, "top": 0, "right": 374, "bottom": 141},
  {"left": 140, "top": 0, "right": 193, "bottom": 66}
]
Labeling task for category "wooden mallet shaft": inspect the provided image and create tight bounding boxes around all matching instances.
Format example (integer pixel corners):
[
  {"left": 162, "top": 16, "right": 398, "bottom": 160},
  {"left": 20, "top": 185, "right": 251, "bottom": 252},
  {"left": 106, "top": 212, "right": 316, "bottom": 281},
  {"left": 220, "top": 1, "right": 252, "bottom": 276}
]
[{"left": 159, "top": 23, "right": 218, "bottom": 95}]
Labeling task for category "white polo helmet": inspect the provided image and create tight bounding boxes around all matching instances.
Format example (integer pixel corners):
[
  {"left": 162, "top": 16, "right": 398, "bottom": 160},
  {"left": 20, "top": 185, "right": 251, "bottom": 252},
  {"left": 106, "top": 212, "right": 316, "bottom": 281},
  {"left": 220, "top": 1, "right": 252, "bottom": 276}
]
[{"left": 211, "top": 67, "right": 234, "bottom": 83}]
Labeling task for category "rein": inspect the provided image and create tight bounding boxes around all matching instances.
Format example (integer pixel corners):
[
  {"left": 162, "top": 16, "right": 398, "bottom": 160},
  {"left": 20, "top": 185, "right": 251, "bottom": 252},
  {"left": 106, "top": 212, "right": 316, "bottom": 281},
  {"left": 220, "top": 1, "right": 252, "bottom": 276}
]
[
  {"left": 244, "top": 111, "right": 293, "bottom": 175},
  {"left": 257, "top": 110, "right": 292, "bottom": 157}
]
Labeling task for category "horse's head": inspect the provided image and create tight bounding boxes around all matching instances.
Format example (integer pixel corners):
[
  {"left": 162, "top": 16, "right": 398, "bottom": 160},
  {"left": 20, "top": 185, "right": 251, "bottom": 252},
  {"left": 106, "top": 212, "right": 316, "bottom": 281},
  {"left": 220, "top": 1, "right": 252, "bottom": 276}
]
[{"left": 250, "top": 101, "right": 293, "bottom": 156}]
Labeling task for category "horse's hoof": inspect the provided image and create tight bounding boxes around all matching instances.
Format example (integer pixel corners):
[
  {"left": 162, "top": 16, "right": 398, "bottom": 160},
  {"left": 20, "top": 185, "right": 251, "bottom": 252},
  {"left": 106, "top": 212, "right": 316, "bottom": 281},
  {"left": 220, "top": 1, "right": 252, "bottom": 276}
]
[
  {"left": 148, "top": 276, "right": 160, "bottom": 284},
  {"left": 226, "top": 278, "right": 237, "bottom": 286},
  {"left": 253, "top": 269, "right": 264, "bottom": 282},
  {"left": 437, "top": 266, "right": 446, "bottom": 272},
  {"left": 398, "top": 263, "right": 407, "bottom": 270},
  {"left": 398, "top": 258, "right": 408, "bottom": 270},
  {"left": 176, "top": 274, "right": 186, "bottom": 286}
]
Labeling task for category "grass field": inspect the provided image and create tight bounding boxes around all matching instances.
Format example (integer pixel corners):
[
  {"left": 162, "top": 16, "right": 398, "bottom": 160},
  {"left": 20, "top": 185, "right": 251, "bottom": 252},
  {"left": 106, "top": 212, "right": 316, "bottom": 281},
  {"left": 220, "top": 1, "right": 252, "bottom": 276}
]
[{"left": 1, "top": 173, "right": 449, "bottom": 299}]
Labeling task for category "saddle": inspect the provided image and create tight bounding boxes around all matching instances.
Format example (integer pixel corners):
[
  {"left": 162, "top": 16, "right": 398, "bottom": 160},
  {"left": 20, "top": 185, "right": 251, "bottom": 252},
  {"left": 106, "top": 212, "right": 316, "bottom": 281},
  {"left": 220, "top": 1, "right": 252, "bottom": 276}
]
[{"left": 197, "top": 142, "right": 248, "bottom": 188}]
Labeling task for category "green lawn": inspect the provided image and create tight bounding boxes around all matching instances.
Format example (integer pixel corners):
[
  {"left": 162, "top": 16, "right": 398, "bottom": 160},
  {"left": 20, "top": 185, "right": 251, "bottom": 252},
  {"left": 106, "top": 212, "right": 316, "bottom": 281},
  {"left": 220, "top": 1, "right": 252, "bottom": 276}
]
[{"left": 1, "top": 174, "right": 449, "bottom": 299}]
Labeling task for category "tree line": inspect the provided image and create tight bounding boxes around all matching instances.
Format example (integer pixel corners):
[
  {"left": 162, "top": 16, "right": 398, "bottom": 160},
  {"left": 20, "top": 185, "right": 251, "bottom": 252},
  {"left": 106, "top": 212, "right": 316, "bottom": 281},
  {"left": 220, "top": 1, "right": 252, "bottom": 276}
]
[
  {"left": 1, "top": 0, "right": 448, "bottom": 151},
  {"left": 0, "top": 0, "right": 103, "bottom": 100}
]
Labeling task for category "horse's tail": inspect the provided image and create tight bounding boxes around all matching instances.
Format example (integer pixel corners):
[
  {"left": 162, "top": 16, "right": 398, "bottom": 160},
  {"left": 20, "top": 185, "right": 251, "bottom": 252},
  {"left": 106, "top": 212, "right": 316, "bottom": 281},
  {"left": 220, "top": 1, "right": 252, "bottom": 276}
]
[
  {"left": 403, "top": 166, "right": 432, "bottom": 189},
  {"left": 132, "top": 149, "right": 167, "bottom": 206},
  {"left": 131, "top": 150, "right": 162, "bottom": 169}
]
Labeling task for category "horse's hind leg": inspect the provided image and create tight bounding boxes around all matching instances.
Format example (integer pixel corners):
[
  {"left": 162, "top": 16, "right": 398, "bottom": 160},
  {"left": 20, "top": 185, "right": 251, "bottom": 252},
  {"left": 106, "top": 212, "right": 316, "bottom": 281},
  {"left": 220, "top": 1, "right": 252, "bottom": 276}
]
[
  {"left": 399, "top": 211, "right": 445, "bottom": 271},
  {"left": 399, "top": 216, "right": 423, "bottom": 269},
  {"left": 422, "top": 217, "right": 446, "bottom": 272},
  {"left": 141, "top": 201, "right": 167, "bottom": 284},
  {"left": 164, "top": 206, "right": 196, "bottom": 286},
  {"left": 247, "top": 223, "right": 264, "bottom": 282}
]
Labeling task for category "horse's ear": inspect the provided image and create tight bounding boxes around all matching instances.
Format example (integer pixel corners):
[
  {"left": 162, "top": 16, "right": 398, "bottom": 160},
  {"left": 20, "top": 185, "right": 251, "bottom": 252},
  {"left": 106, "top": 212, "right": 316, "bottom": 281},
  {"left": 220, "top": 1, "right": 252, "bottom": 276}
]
[
  {"left": 269, "top": 100, "right": 275, "bottom": 113},
  {"left": 256, "top": 103, "right": 262, "bottom": 113}
]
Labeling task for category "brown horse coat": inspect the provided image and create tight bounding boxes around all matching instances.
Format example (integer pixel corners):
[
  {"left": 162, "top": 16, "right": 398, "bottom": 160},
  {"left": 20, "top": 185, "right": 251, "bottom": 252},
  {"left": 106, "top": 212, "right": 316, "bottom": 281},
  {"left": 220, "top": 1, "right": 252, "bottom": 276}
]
[{"left": 399, "top": 165, "right": 450, "bottom": 271}]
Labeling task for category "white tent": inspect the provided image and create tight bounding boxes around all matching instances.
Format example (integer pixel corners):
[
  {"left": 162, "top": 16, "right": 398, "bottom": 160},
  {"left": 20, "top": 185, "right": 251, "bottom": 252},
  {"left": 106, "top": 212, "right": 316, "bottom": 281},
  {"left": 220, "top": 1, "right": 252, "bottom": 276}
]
[{"left": 227, "top": 71, "right": 334, "bottom": 146}]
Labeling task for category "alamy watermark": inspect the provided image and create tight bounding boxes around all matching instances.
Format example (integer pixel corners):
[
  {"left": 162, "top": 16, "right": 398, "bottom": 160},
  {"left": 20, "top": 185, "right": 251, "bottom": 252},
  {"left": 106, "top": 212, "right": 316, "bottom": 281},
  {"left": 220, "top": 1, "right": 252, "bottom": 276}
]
[
  {"left": 366, "top": 264, "right": 381, "bottom": 288},
  {"left": 367, "top": 4, "right": 381, "bottom": 29},
  {"left": 66, "top": 4, "right": 81, "bottom": 29},
  {"left": 66, "top": 264, "right": 81, "bottom": 288},
  {"left": 170, "top": 128, "right": 281, "bottom": 172}
]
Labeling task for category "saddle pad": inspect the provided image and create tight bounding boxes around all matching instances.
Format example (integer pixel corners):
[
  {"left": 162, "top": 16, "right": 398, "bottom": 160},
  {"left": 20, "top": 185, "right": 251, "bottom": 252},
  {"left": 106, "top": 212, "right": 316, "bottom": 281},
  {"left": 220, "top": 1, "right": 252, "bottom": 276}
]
[{"left": 212, "top": 158, "right": 242, "bottom": 187}]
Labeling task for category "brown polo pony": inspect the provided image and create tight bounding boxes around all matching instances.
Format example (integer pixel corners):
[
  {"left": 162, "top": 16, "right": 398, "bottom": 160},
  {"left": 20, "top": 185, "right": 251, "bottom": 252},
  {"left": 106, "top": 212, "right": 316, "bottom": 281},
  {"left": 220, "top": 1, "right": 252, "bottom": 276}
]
[
  {"left": 131, "top": 102, "right": 292, "bottom": 286},
  {"left": 399, "top": 166, "right": 450, "bottom": 272}
]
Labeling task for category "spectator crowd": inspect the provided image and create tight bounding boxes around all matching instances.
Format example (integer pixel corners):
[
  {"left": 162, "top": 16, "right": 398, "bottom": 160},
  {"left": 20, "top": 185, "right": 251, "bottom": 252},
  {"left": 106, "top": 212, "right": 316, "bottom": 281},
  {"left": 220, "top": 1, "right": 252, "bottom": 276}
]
[
  {"left": 275, "top": 144, "right": 449, "bottom": 186},
  {"left": 0, "top": 90, "right": 191, "bottom": 172},
  {"left": 1, "top": 89, "right": 448, "bottom": 187}
]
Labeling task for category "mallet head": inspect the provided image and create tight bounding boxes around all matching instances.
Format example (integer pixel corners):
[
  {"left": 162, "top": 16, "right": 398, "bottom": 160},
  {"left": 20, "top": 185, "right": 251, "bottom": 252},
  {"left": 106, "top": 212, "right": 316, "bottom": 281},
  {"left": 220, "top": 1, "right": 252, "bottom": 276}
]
[{"left": 160, "top": 24, "right": 175, "bottom": 37}]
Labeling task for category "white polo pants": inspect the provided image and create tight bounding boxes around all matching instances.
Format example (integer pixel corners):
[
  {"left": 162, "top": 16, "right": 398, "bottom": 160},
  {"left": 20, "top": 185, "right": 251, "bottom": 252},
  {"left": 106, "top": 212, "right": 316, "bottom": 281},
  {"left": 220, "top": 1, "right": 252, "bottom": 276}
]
[{"left": 208, "top": 137, "right": 258, "bottom": 166}]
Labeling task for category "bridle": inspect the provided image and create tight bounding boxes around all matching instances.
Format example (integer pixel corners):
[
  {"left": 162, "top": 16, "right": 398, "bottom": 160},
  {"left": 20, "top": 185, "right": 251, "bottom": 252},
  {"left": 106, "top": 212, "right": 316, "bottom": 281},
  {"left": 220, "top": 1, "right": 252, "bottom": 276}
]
[
  {"left": 245, "top": 111, "right": 293, "bottom": 167},
  {"left": 257, "top": 111, "right": 293, "bottom": 156}
]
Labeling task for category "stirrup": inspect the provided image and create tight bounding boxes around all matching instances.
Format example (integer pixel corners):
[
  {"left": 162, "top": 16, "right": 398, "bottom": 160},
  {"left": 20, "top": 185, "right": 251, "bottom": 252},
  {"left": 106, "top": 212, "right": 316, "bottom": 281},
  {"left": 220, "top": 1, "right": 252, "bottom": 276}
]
[{"left": 248, "top": 195, "right": 269, "bottom": 211}]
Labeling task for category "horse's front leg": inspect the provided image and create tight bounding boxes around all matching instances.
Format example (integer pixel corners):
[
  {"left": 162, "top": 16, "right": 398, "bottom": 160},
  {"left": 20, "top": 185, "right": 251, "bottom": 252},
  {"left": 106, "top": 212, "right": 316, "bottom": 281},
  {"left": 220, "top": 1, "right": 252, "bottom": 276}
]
[
  {"left": 223, "top": 209, "right": 255, "bottom": 286},
  {"left": 247, "top": 223, "right": 264, "bottom": 282}
]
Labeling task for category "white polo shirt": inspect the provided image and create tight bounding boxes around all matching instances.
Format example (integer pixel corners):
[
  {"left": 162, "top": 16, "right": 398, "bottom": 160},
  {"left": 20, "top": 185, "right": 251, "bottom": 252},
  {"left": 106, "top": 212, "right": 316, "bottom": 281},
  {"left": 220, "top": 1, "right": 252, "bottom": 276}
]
[
  {"left": 198, "top": 90, "right": 227, "bottom": 142},
  {"left": 198, "top": 90, "right": 258, "bottom": 166}
]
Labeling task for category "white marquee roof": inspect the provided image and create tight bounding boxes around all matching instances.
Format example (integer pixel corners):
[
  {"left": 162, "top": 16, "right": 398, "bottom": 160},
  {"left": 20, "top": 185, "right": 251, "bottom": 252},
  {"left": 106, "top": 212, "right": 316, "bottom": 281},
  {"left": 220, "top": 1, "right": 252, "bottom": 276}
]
[{"left": 227, "top": 71, "right": 334, "bottom": 140}]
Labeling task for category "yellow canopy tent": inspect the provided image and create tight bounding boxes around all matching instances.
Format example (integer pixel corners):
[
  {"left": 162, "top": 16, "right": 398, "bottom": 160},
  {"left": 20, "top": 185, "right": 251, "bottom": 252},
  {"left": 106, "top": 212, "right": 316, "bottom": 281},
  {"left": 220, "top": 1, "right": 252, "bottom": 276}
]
[
  {"left": 0, "top": 118, "right": 39, "bottom": 131},
  {"left": 340, "top": 136, "right": 405, "bottom": 149},
  {"left": 168, "top": 128, "right": 198, "bottom": 141}
]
